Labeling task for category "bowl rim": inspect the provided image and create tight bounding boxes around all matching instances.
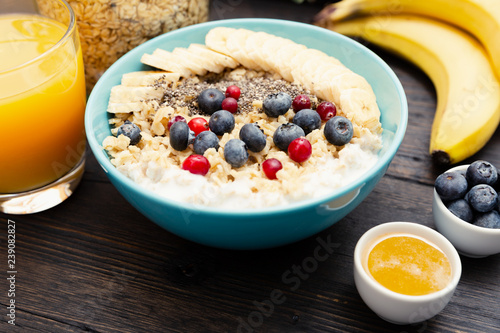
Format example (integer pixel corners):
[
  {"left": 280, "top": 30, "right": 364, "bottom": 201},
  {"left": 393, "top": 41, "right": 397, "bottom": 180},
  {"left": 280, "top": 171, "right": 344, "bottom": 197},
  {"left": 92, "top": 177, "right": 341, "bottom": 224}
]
[
  {"left": 354, "top": 221, "right": 462, "bottom": 302},
  {"left": 433, "top": 164, "right": 500, "bottom": 235},
  {"left": 85, "top": 17, "right": 408, "bottom": 215}
]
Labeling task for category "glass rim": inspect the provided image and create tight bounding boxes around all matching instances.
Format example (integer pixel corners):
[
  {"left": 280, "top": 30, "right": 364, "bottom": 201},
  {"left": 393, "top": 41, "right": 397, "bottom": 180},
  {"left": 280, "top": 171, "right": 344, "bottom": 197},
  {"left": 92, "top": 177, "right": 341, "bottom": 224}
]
[{"left": 0, "top": 0, "right": 77, "bottom": 75}]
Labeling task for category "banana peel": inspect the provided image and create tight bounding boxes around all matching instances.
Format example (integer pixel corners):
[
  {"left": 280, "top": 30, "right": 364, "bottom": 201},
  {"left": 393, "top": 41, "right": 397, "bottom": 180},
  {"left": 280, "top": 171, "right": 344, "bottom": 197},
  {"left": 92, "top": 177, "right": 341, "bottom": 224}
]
[
  {"left": 315, "top": 8, "right": 500, "bottom": 165},
  {"left": 314, "top": 0, "right": 500, "bottom": 82}
]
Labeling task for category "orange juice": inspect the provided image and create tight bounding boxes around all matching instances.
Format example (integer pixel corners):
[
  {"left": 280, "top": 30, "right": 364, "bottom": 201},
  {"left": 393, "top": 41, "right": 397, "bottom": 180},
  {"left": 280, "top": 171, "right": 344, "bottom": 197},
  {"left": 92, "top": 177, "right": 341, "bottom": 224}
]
[
  {"left": 0, "top": 14, "right": 86, "bottom": 193},
  {"left": 366, "top": 234, "right": 452, "bottom": 296}
]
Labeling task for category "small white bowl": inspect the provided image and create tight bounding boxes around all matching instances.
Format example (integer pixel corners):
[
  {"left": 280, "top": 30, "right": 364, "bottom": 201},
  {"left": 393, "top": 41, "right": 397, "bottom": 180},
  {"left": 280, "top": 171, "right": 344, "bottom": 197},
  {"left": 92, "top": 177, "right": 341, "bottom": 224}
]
[
  {"left": 354, "top": 222, "right": 461, "bottom": 325},
  {"left": 433, "top": 165, "right": 500, "bottom": 258}
]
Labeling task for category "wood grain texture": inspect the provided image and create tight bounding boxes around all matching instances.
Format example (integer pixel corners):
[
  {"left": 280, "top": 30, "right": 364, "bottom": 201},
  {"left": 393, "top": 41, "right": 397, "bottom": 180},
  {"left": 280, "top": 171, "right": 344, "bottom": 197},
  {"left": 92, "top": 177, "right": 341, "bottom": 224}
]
[{"left": 1, "top": 1, "right": 499, "bottom": 332}]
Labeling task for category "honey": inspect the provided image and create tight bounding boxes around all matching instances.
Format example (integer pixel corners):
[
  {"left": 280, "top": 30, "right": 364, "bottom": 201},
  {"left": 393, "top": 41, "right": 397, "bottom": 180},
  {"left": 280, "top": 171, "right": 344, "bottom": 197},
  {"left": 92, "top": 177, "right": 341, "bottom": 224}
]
[{"left": 366, "top": 234, "right": 452, "bottom": 296}]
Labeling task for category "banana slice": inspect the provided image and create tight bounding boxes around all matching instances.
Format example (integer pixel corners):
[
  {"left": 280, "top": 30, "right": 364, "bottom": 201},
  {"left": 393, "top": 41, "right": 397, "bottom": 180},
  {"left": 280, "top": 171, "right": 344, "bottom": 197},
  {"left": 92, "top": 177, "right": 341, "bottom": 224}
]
[
  {"left": 107, "top": 102, "right": 144, "bottom": 113},
  {"left": 107, "top": 85, "right": 164, "bottom": 114},
  {"left": 189, "top": 43, "right": 239, "bottom": 70},
  {"left": 339, "top": 88, "right": 382, "bottom": 133},
  {"left": 275, "top": 43, "right": 307, "bottom": 82},
  {"left": 171, "top": 47, "right": 209, "bottom": 76},
  {"left": 261, "top": 36, "right": 294, "bottom": 75},
  {"left": 140, "top": 53, "right": 168, "bottom": 71},
  {"left": 226, "top": 29, "right": 262, "bottom": 70},
  {"left": 150, "top": 49, "right": 196, "bottom": 77},
  {"left": 144, "top": 44, "right": 240, "bottom": 77},
  {"left": 121, "top": 71, "right": 180, "bottom": 86},
  {"left": 205, "top": 27, "right": 236, "bottom": 55},
  {"left": 290, "top": 49, "right": 324, "bottom": 84},
  {"left": 309, "top": 62, "right": 341, "bottom": 94},
  {"left": 329, "top": 72, "right": 374, "bottom": 106},
  {"left": 181, "top": 46, "right": 227, "bottom": 73},
  {"left": 291, "top": 57, "right": 318, "bottom": 92},
  {"left": 185, "top": 45, "right": 225, "bottom": 73},
  {"left": 109, "top": 85, "right": 164, "bottom": 104},
  {"left": 141, "top": 53, "right": 192, "bottom": 78},
  {"left": 290, "top": 48, "right": 339, "bottom": 73},
  {"left": 245, "top": 31, "right": 274, "bottom": 71},
  {"left": 316, "top": 65, "right": 353, "bottom": 102},
  {"left": 291, "top": 52, "right": 334, "bottom": 92}
]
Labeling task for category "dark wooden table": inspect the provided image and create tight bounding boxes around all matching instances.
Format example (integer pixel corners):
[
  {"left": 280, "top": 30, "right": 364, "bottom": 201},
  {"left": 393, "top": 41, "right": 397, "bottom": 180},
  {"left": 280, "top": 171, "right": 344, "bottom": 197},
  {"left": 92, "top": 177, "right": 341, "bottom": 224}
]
[{"left": 2, "top": 1, "right": 499, "bottom": 332}]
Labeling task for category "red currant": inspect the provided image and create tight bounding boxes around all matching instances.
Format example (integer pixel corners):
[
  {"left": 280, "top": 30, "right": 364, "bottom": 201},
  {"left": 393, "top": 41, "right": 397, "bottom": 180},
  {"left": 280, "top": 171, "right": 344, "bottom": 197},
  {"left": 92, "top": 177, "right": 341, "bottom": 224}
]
[
  {"left": 292, "top": 94, "right": 311, "bottom": 112},
  {"left": 182, "top": 155, "right": 210, "bottom": 176},
  {"left": 221, "top": 97, "right": 238, "bottom": 113},
  {"left": 316, "top": 101, "right": 337, "bottom": 121},
  {"left": 167, "top": 115, "right": 186, "bottom": 130},
  {"left": 288, "top": 137, "right": 312, "bottom": 163},
  {"left": 188, "top": 117, "right": 209, "bottom": 136},
  {"left": 225, "top": 85, "right": 241, "bottom": 100},
  {"left": 262, "top": 158, "right": 283, "bottom": 180}
]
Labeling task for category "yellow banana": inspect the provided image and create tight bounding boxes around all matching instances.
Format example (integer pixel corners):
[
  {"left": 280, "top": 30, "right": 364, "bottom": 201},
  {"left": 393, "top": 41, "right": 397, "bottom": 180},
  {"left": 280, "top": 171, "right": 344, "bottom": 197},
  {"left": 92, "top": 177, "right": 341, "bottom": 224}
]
[
  {"left": 314, "top": 0, "right": 500, "bottom": 81},
  {"left": 322, "top": 15, "right": 500, "bottom": 165}
]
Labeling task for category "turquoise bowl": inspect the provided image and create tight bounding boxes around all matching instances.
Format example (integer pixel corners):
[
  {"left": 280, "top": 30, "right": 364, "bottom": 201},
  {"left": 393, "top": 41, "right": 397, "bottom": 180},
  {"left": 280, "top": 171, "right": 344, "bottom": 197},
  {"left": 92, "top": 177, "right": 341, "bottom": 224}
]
[{"left": 85, "top": 18, "right": 408, "bottom": 250}]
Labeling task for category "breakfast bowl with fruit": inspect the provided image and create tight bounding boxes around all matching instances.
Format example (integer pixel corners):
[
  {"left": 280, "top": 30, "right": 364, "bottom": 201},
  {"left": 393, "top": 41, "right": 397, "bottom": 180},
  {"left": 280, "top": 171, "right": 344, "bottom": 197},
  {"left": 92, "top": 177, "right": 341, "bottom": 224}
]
[
  {"left": 433, "top": 160, "right": 500, "bottom": 258},
  {"left": 85, "top": 18, "right": 408, "bottom": 250}
]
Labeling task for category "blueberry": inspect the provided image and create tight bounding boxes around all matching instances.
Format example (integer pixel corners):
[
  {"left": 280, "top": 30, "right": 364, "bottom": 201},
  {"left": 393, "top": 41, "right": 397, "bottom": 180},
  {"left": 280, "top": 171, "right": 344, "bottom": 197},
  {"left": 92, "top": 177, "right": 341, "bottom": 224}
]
[
  {"left": 263, "top": 92, "right": 292, "bottom": 117},
  {"left": 324, "top": 116, "right": 354, "bottom": 146},
  {"left": 198, "top": 88, "right": 225, "bottom": 115},
  {"left": 239, "top": 123, "right": 267, "bottom": 152},
  {"left": 466, "top": 160, "right": 498, "bottom": 187},
  {"left": 273, "top": 123, "right": 305, "bottom": 151},
  {"left": 117, "top": 120, "right": 141, "bottom": 145},
  {"left": 435, "top": 171, "right": 469, "bottom": 202},
  {"left": 292, "top": 109, "right": 321, "bottom": 135},
  {"left": 209, "top": 110, "right": 235, "bottom": 136},
  {"left": 446, "top": 199, "right": 474, "bottom": 223},
  {"left": 494, "top": 166, "right": 500, "bottom": 189},
  {"left": 224, "top": 139, "right": 249, "bottom": 168},
  {"left": 456, "top": 168, "right": 467, "bottom": 179},
  {"left": 473, "top": 210, "right": 500, "bottom": 229},
  {"left": 465, "top": 184, "right": 498, "bottom": 212},
  {"left": 193, "top": 131, "right": 219, "bottom": 155},
  {"left": 169, "top": 121, "right": 194, "bottom": 151}
]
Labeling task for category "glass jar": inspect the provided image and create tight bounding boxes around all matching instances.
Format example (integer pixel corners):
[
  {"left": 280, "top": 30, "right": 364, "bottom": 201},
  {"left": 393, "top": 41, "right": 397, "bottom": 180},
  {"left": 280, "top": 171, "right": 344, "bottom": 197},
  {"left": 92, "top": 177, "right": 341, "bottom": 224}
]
[{"left": 38, "top": 0, "right": 210, "bottom": 91}]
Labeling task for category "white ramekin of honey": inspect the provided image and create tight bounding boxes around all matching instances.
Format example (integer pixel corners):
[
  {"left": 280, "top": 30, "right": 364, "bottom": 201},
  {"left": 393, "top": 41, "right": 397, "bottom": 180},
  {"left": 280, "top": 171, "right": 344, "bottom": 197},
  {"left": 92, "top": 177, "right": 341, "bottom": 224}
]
[{"left": 354, "top": 222, "right": 462, "bottom": 325}]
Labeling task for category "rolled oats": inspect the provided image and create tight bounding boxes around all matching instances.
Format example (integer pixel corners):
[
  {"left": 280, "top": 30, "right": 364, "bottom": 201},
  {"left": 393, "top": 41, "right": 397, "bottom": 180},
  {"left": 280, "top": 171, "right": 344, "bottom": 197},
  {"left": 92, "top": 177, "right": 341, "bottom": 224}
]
[{"left": 37, "top": 0, "right": 209, "bottom": 91}]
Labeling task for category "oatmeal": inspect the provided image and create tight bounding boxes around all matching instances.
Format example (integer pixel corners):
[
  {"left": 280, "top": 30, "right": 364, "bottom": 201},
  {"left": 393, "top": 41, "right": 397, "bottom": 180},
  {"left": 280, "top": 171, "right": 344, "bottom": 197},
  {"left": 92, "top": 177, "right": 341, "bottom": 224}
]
[{"left": 102, "top": 28, "right": 383, "bottom": 209}]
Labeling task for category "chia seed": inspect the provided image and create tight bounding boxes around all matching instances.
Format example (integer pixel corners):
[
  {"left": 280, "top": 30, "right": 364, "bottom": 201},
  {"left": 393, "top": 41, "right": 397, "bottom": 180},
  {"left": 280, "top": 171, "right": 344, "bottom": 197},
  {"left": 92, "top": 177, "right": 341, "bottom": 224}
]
[{"left": 159, "top": 69, "right": 318, "bottom": 116}]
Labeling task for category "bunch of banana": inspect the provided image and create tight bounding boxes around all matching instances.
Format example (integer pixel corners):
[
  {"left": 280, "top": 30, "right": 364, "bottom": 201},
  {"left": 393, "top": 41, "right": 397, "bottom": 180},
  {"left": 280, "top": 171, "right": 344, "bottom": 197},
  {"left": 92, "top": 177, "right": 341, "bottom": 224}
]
[{"left": 314, "top": 0, "right": 500, "bottom": 165}]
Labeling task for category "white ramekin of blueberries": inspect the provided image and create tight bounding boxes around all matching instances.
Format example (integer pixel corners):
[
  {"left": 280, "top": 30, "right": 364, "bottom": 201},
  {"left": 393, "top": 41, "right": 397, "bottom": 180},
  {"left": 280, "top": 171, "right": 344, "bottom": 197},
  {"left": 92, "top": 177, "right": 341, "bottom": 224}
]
[{"left": 433, "top": 160, "right": 500, "bottom": 258}]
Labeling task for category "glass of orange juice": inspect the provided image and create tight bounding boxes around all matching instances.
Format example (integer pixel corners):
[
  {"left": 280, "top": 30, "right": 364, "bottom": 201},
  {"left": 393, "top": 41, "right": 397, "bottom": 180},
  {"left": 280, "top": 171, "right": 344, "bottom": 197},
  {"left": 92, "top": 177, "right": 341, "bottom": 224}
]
[{"left": 0, "top": 0, "right": 86, "bottom": 214}]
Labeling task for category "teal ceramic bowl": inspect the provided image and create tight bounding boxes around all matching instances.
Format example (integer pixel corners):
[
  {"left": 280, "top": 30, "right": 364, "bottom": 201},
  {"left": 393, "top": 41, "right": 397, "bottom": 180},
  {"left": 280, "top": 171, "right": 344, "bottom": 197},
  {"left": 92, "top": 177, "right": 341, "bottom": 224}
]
[{"left": 85, "top": 18, "right": 408, "bottom": 250}]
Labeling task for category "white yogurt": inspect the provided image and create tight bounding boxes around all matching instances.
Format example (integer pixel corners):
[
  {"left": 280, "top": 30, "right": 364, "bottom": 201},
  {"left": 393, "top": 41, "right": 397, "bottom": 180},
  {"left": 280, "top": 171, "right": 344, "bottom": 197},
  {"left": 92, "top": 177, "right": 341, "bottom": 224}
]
[{"left": 116, "top": 141, "right": 379, "bottom": 210}]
